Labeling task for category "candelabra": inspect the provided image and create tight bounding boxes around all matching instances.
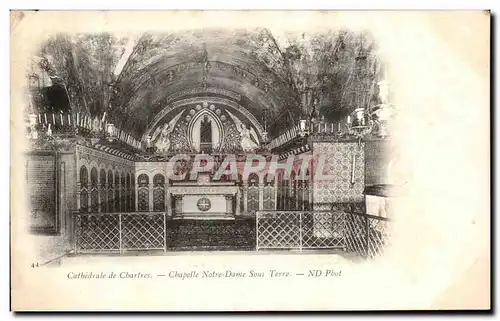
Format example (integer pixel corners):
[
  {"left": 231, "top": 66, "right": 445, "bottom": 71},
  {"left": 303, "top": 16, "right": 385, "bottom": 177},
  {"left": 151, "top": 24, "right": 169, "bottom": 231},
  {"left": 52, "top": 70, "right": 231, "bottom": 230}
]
[
  {"left": 370, "top": 80, "right": 396, "bottom": 139},
  {"left": 106, "top": 123, "right": 116, "bottom": 142},
  {"left": 298, "top": 119, "right": 309, "bottom": 137},
  {"left": 346, "top": 107, "right": 374, "bottom": 144}
]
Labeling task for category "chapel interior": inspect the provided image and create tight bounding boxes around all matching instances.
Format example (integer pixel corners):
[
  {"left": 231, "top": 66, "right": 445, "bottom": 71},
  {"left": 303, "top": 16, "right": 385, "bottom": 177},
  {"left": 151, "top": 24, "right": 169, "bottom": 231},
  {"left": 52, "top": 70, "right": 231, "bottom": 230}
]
[{"left": 23, "top": 28, "right": 399, "bottom": 263}]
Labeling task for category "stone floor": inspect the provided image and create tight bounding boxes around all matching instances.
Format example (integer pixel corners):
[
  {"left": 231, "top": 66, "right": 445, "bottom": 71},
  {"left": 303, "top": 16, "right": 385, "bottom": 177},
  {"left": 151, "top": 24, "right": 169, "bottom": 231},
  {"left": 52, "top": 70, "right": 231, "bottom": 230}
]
[{"left": 44, "top": 248, "right": 364, "bottom": 267}]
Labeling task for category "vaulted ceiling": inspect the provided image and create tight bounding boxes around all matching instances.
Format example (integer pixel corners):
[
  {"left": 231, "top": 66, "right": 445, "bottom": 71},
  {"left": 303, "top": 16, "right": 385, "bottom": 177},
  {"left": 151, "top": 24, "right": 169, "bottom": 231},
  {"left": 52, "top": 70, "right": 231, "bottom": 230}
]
[
  {"left": 110, "top": 28, "right": 302, "bottom": 137},
  {"left": 32, "top": 28, "right": 381, "bottom": 141}
]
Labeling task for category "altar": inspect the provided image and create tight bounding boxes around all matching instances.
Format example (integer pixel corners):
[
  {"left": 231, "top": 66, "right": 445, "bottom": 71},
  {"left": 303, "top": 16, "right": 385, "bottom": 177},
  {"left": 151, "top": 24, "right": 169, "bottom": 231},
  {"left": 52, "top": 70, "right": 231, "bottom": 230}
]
[{"left": 168, "top": 176, "right": 241, "bottom": 219}]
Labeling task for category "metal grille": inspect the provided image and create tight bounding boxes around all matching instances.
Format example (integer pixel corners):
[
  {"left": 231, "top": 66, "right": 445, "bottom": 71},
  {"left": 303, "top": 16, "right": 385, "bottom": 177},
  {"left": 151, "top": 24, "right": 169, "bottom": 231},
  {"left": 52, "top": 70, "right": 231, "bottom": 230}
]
[
  {"left": 302, "top": 212, "right": 345, "bottom": 248},
  {"left": 153, "top": 187, "right": 165, "bottom": 212},
  {"left": 263, "top": 184, "right": 276, "bottom": 210},
  {"left": 75, "top": 213, "right": 120, "bottom": 251},
  {"left": 90, "top": 188, "right": 99, "bottom": 212},
  {"left": 74, "top": 212, "right": 166, "bottom": 253},
  {"left": 257, "top": 211, "right": 391, "bottom": 256},
  {"left": 122, "top": 213, "right": 165, "bottom": 250},
  {"left": 247, "top": 185, "right": 259, "bottom": 212},
  {"left": 107, "top": 187, "right": 114, "bottom": 212},
  {"left": 345, "top": 213, "right": 367, "bottom": 255},
  {"left": 99, "top": 189, "right": 107, "bottom": 213},
  {"left": 368, "top": 217, "right": 390, "bottom": 258},
  {"left": 114, "top": 189, "right": 120, "bottom": 213},
  {"left": 256, "top": 212, "right": 300, "bottom": 249},
  {"left": 80, "top": 190, "right": 88, "bottom": 212},
  {"left": 138, "top": 188, "right": 149, "bottom": 211},
  {"left": 344, "top": 212, "right": 392, "bottom": 258}
]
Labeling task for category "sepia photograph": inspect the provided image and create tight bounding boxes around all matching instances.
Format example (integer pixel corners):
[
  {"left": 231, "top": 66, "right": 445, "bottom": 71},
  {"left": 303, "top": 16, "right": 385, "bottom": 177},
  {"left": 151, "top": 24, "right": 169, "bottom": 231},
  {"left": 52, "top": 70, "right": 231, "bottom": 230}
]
[{"left": 10, "top": 10, "right": 491, "bottom": 311}]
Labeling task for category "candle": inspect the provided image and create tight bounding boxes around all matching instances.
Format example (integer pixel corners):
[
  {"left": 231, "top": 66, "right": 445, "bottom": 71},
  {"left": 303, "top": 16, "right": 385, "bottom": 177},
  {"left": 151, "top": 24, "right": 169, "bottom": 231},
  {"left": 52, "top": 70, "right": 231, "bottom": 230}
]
[
  {"left": 38, "top": 114, "right": 41, "bottom": 124},
  {"left": 77, "top": 113, "right": 79, "bottom": 125},
  {"left": 60, "top": 113, "right": 64, "bottom": 125},
  {"left": 44, "top": 113, "right": 47, "bottom": 124},
  {"left": 338, "top": 123, "right": 340, "bottom": 131},
  {"left": 68, "top": 114, "right": 71, "bottom": 125},
  {"left": 52, "top": 113, "right": 55, "bottom": 124}
]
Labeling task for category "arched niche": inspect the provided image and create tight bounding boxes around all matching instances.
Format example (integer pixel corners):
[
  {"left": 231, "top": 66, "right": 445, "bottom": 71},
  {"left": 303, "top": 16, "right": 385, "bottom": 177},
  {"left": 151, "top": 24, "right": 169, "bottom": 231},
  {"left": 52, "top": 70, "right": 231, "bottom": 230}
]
[
  {"left": 188, "top": 108, "right": 223, "bottom": 153},
  {"left": 143, "top": 97, "right": 265, "bottom": 142}
]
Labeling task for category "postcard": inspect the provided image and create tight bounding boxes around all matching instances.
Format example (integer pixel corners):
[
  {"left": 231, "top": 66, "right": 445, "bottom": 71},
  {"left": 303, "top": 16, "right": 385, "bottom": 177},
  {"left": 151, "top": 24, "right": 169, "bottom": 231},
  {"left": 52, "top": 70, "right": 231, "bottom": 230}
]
[{"left": 10, "top": 10, "right": 490, "bottom": 311}]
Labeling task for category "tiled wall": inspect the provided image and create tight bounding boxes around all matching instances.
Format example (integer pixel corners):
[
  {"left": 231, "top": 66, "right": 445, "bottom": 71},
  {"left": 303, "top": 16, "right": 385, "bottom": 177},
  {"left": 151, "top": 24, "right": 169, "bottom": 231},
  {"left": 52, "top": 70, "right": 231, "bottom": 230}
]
[{"left": 312, "top": 142, "right": 365, "bottom": 209}]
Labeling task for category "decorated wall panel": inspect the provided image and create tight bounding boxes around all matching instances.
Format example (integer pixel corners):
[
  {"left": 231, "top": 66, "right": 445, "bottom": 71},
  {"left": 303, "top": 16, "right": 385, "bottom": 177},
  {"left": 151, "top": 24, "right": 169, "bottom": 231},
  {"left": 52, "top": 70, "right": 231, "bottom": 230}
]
[
  {"left": 247, "top": 174, "right": 260, "bottom": 212},
  {"left": 76, "top": 144, "right": 135, "bottom": 213},
  {"left": 312, "top": 142, "right": 365, "bottom": 207},
  {"left": 26, "top": 152, "right": 58, "bottom": 233},
  {"left": 147, "top": 99, "right": 263, "bottom": 155},
  {"left": 263, "top": 174, "right": 276, "bottom": 210}
]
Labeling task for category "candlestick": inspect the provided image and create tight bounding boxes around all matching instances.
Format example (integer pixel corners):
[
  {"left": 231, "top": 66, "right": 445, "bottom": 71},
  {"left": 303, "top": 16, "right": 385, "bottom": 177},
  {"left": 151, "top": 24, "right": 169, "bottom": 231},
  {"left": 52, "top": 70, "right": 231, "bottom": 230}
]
[{"left": 351, "top": 153, "right": 356, "bottom": 184}]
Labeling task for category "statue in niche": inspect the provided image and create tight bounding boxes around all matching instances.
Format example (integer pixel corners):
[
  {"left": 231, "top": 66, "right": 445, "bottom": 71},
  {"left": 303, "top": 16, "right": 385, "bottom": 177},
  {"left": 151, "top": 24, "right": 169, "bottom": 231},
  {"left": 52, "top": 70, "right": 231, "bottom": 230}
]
[
  {"left": 238, "top": 123, "right": 259, "bottom": 153},
  {"left": 200, "top": 115, "right": 213, "bottom": 153}
]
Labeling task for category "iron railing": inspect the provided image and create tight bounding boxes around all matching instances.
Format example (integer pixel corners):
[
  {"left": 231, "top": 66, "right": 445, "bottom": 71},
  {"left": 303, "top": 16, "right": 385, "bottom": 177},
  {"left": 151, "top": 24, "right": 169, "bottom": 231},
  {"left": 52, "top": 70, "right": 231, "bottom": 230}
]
[
  {"left": 74, "top": 212, "right": 166, "bottom": 253},
  {"left": 74, "top": 210, "right": 392, "bottom": 258},
  {"left": 256, "top": 210, "right": 391, "bottom": 258},
  {"left": 345, "top": 212, "right": 392, "bottom": 258},
  {"left": 255, "top": 211, "right": 346, "bottom": 251}
]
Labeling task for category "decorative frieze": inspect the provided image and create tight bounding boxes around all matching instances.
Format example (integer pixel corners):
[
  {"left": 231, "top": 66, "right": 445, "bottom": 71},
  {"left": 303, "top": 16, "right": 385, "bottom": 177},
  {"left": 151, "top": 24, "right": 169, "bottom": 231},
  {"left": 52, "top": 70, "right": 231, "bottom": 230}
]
[
  {"left": 76, "top": 144, "right": 135, "bottom": 168},
  {"left": 166, "top": 87, "right": 242, "bottom": 104}
]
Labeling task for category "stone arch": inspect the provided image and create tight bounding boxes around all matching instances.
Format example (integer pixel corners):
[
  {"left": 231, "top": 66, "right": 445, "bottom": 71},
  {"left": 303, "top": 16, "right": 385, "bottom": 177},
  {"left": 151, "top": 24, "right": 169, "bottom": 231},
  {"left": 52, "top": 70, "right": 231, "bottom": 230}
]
[{"left": 143, "top": 97, "right": 265, "bottom": 142}]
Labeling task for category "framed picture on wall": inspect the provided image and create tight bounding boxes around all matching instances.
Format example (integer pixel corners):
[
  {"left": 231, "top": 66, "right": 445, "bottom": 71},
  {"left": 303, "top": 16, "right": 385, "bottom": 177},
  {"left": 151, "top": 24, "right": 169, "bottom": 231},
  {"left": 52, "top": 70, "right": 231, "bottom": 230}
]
[{"left": 25, "top": 151, "right": 59, "bottom": 235}]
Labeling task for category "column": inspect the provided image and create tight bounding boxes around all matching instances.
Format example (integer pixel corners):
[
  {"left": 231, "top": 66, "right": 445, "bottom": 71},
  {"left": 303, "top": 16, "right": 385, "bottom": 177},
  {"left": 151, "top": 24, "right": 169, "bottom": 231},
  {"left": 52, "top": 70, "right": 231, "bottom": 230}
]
[
  {"left": 242, "top": 181, "right": 248, "bottom": 213},
  {"left": 235, "top": 191, "right": 240, "bottom": 216},
  {"left": 258, "top": 183, "right": 264, "bottom": 210},
  {"left": 76, "top": 182, "right": 81, "bottom": 210},
  {"left": 104, "top": 182, "right": 108, "bottom": 212},
  {"left": 148, "top": 178, "right": 153, "bottom": 212},
  {"left": 273, "top": 175, "right": 279, "bottom": 210},
  {"left": 97, "top": 182, "right": 102, "bottom": 213},
  {"left": 116, "top": 180, "right": 121, "bottom": 213},
  {"left": 135, "top": 181, "right": 139, "bottom": 212},
  {"left": 225, "top": 195, "right": 233, "bottom": 214},
  {"left": 165, "top": 184, "right": 172, "bottom": 216},
  {"left": 174, "top": 195, "right": 183, "bottom": 215},
  {"left": 87, "top": 187, "right": 91, "bottom": 213}
]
